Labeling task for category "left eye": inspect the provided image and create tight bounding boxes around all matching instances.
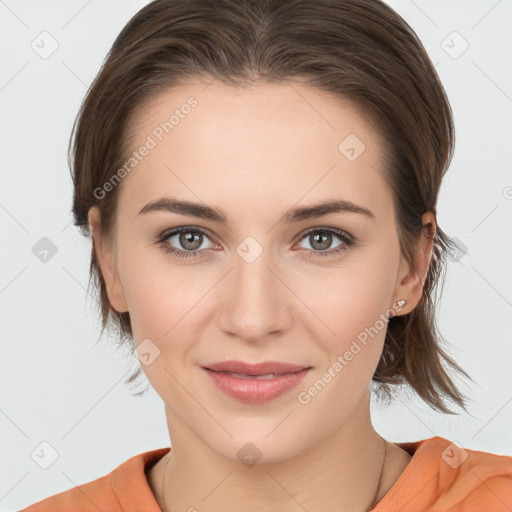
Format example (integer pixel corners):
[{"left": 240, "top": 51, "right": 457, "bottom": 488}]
[{"left": 296, "top": 228, "right": 354, "bottom": 257}]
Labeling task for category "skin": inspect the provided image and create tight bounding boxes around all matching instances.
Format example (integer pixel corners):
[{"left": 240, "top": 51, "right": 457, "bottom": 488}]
[{"left": 88, "top": 80, "right": 435, "bottom": 512}]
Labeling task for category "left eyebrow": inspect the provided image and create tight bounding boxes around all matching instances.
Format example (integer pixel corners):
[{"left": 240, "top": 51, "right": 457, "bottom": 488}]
[
  {"left": 137, "top": 197, "right": 376, "bottom": 224},
  {"left": 280, "top": 199, "right": 376, "bottom": 223}
]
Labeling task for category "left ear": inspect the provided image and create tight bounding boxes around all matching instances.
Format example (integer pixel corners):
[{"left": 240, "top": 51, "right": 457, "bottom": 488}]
[{"left": 392, "top": 211, "right": 436, "bottom": 315}]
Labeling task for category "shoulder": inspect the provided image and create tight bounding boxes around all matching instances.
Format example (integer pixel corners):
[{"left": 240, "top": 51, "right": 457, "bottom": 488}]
[
  {"left": 376, "top": 436, "right": 512, "bottom": 512},
  {"left": 433, "top": 437, "right": 512, "bottom": 511},
  {"left": 19, "top": 447, "right": 170, "bottom": 512},
  {"left": 19, "top": 472, "right": 119, "bottom": 512}
]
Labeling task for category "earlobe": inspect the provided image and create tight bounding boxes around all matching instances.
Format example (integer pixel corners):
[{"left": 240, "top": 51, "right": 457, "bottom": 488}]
[
  {"left": 392, "top": 212, "right": 436, "bottom": 315},
  {"left": 87, "top": 206, "right": 129, "bottom": 313}
]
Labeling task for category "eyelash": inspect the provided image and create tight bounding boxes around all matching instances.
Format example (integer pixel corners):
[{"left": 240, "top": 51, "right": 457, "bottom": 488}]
[{"left": 155, "top": 226, "right": 356, "bottom": 260}]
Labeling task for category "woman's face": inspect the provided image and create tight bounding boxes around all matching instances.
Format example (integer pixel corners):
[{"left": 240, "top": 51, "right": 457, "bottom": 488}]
[{"left": 90, "top": 80, "right": 430, "bottom": 463}]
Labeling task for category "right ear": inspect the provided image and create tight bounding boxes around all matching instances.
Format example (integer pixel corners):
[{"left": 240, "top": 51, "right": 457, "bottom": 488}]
[{"left": 87, "top": 206, "right": 129, "bottom": 313}]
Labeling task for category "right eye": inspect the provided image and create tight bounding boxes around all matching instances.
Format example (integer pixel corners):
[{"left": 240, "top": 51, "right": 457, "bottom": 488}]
[{"left": 156, "top": 226, "right": 218, "bottom": 259}]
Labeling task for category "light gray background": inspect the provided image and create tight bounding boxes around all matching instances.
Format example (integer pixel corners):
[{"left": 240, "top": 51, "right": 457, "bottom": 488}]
[{"left": 1, "top": 1, "right": 511, "bottom": 510}]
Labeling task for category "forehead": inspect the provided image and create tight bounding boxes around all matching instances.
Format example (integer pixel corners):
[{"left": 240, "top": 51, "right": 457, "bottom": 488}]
[{"left": 118, "top": 80, "right": 392, "bottom": 222}]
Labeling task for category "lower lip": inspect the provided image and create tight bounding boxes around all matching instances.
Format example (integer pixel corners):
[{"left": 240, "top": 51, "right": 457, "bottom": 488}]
[{"left": 202, "top": 367, "right": 312, "bottom": 403}]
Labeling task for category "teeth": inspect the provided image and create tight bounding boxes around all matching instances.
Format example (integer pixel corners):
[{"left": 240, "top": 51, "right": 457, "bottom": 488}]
[{"left": 217, "top": 371, "right": 282, "bottom": 379}]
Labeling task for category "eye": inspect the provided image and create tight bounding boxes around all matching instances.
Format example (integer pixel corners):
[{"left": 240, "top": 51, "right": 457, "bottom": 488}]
[
  {"left": 156, "top": 226, "right": 217, "bottom": 259},
  {"left": 295, "top": 227, "right": 355, "bottom": 257}
]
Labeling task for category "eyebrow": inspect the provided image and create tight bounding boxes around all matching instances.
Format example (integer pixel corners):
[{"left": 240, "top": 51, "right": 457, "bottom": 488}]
[{"left": 137, "top": 197, "right": 376, "bottom": 224}]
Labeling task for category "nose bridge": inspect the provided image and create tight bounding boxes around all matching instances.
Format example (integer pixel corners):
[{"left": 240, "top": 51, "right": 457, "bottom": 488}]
[{"left": 218, "top": 237, "right": 291, "bottom": 340}]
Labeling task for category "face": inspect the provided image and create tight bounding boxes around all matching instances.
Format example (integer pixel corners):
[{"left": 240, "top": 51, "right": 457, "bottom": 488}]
[{"left": 89, "top": 80, "right": 432, "bottom": 464}]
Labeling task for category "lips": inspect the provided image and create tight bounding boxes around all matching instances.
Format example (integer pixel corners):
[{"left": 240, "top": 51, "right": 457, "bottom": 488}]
[
  {"left": 201, "top": 363, "right": 312, "bottom": 403},
  {"left": 203, "top": 360, "right": 311, "bottom": 376}
]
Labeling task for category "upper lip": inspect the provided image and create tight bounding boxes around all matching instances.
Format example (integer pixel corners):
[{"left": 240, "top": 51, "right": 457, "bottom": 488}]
[{"left": 202, "top": 360, "right": 311, "bottom": 375}]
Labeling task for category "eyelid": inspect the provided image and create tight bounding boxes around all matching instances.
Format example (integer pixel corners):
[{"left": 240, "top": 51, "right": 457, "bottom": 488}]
[
  {"left": 296, "top": 225, "right": 354, "bottom": 243},
  {"left": 157, "top": 225, "right": 216, "bottom": 243}
]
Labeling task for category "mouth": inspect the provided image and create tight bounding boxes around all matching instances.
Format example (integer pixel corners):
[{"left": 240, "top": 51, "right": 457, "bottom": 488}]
[
  {"left": 202, "top": 360, "right": 312, "bottom": 376},
  {"left": 200, "top": 362, "right": 313, "bottom": 403},
  {"left": 204, "top": 370, "right": 296, "bottom": 380}
]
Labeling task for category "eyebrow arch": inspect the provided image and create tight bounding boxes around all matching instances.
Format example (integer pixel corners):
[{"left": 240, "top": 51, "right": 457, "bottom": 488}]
[{"left": 137, "top": 197, "right": 376, "bottom": 224}]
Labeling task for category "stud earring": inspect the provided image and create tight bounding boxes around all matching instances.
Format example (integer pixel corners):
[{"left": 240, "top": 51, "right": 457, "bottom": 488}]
[
  {"left": 389, "top": 299, "right": 406, "bottom": 319},
  {"left": 395, "top": 299, "right": 406, "bottom": 310}
]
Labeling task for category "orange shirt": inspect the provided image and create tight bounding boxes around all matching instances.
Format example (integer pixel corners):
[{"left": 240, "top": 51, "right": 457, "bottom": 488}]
[{"left": 20, "top": 436, "right": 512, "bottom": 511}]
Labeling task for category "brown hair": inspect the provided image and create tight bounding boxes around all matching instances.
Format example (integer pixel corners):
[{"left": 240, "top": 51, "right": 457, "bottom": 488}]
[{"left": 70, "top": 0, "right": 475, "bottom": 414}]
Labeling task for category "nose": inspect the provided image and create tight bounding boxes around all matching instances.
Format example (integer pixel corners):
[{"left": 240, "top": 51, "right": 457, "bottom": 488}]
[{"left": 217, "top": 245, "right": 294, "bottom": 343}]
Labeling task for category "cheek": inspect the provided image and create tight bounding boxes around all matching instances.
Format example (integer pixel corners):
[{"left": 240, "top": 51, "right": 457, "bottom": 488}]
[
  {"left": 313, "top": 252, "right": 395, "bottom": 323},
  {"left": 120, "top": 254, "right": 207, "bottom": 390},
  {"left": 118, "top": 245, "right": 215, "bottom": 344},
  {"left": 294, "top": 264, "right": 395, "bottom": 412}
]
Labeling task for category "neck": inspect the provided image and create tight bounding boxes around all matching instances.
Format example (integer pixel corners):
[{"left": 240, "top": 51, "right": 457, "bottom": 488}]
[{"left": 151, "top": 393, "right": 396, "bottom": 512}]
